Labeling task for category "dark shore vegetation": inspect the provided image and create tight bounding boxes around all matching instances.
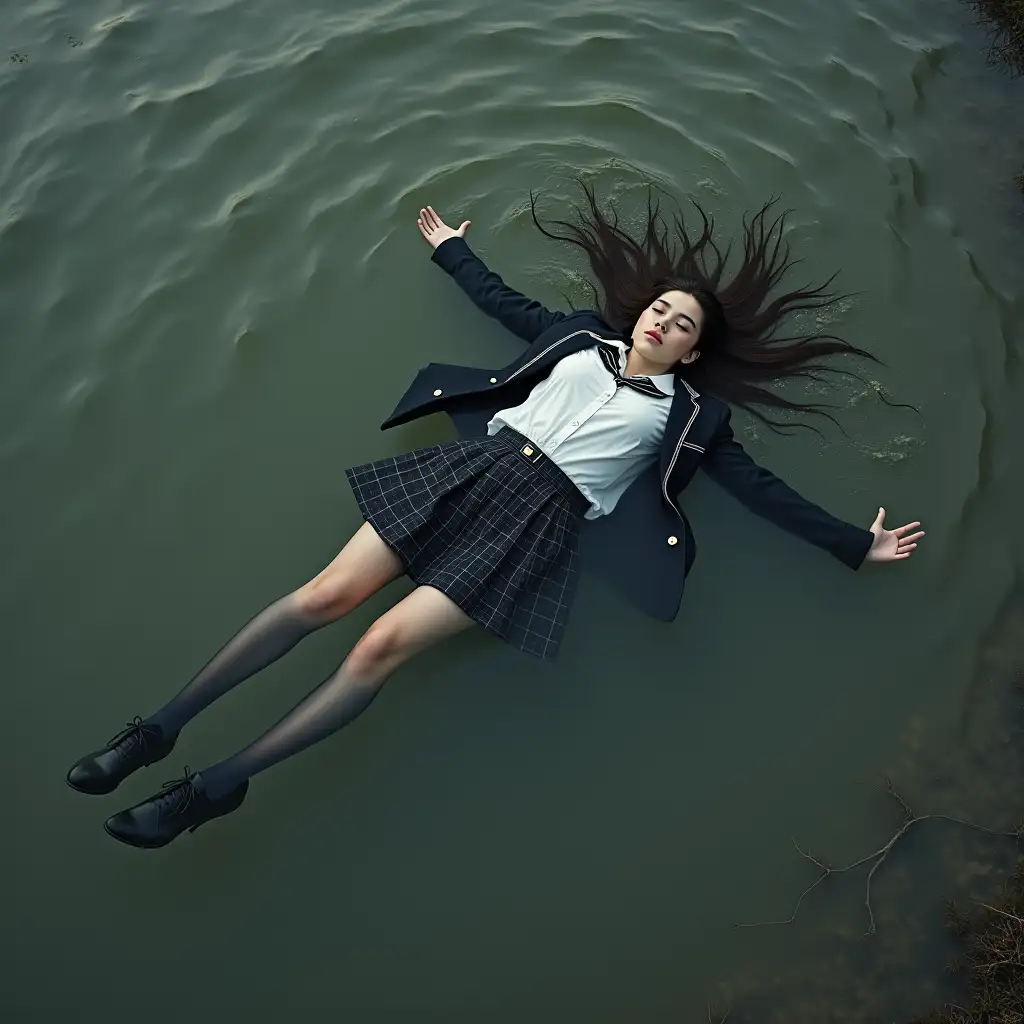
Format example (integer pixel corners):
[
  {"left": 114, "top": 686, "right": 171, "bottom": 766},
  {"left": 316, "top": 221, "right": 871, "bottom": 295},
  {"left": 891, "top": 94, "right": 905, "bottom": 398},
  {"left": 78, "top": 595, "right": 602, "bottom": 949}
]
[
  {"left": 965, "top": 0, "right": 1024, "bottom": 76},
  {"left": 963, "top": 0, "right": 1024, "bottom": 190},
  {"left": 702, "top": 595, "right": 1024, "bottom": 1022},
  {"left": 912, "top": 861, "right": 1024, "bottom": 1024}
]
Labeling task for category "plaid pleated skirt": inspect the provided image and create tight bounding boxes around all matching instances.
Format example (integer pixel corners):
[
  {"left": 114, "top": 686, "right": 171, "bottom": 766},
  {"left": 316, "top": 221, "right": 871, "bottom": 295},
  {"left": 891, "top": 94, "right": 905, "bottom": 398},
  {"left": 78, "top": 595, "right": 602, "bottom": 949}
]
[{"left": 344, "top": 425, "right": 591, "bottom": 660}]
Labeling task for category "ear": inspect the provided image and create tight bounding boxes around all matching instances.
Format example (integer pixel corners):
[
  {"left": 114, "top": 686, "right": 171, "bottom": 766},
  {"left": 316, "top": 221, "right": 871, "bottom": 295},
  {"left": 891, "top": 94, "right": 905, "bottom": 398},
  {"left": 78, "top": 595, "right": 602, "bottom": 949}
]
[{"left": 679, "top": 349, "right": 700, "bottom": 365}]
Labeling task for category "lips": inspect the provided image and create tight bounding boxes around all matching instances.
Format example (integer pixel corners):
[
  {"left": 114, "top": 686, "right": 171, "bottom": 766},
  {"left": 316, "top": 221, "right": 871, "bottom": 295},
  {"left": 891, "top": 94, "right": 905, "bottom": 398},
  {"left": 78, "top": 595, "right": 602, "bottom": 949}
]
[{"left": 644, "top": 330, "right": 662, "bottom": 344}]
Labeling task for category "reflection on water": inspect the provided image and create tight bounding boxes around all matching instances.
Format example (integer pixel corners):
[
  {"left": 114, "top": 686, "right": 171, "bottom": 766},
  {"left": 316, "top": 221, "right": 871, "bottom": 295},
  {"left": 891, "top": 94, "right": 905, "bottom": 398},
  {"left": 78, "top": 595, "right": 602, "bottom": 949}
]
[{"left": 1, "top": 0, "right": 1022, "bottom": 1019}]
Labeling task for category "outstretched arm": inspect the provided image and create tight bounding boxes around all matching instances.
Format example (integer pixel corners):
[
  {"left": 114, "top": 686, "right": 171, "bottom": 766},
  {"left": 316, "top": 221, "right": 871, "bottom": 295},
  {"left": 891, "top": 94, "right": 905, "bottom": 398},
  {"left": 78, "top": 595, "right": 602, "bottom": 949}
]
[
  {"left": 699, "top": 414, "right": 924, "bottom": 569},
  {"left": 417, "top": 205, "right": 567, "bottom": 344}
]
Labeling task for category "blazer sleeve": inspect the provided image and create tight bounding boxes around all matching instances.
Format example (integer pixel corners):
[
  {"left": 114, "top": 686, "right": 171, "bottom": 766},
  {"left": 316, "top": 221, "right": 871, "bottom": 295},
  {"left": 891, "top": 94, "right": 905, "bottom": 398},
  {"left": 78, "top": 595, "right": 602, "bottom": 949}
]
[
  {"left": 430, "top": 236, "right": 567, "bottom": 344},
  {"left": 699, "top": 411, "right": 874, "bottom": 570}
]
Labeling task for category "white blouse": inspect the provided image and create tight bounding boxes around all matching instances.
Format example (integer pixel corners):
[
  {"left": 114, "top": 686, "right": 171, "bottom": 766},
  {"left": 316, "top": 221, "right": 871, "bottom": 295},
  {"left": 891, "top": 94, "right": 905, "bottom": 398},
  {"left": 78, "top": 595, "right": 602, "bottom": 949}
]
[{"left": 486, "top": 339, "right": 675, "bottom": 519}]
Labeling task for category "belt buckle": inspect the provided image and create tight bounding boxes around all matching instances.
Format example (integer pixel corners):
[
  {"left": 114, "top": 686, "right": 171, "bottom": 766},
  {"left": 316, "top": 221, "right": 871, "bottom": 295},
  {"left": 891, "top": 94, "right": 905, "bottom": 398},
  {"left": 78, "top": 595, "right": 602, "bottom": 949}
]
[{"left": 520, "top": 443, "right": 543, "bottom": 464}]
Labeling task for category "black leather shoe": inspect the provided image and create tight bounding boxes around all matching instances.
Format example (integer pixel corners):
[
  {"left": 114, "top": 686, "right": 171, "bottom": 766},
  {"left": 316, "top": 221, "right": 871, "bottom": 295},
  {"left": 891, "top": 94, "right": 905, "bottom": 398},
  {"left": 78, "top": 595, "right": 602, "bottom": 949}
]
[
  {"left": 104, "top": 769, "right": 248, "bottom": 849},
  {"left": 66, "top": 717, "right": 177, "bottom": 795}
]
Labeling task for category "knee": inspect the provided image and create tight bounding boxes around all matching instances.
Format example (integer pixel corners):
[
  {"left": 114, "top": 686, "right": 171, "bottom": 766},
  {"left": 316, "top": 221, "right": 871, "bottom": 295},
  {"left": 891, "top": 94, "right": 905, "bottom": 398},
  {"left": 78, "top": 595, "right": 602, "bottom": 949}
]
[
  {"left": 346, "top": 620, "right": 406, "bottom": 676},
  {"left": 294, "top": 575, "right": 358, "bottom": 623}
]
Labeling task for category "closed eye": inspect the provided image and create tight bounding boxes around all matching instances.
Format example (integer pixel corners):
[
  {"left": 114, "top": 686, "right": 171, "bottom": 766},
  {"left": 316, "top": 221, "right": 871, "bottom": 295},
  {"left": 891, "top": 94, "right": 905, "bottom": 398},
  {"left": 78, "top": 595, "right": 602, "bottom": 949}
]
[{"left": 653, "top": 306, "right": 690, "bottom": 331}]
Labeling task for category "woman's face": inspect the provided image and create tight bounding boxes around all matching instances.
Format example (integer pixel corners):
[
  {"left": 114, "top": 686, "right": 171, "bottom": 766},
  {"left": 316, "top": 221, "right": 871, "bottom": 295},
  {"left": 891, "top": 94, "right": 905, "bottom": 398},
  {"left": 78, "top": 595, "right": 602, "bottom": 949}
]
[{"left": 630, "top": 290, "right": 704, "bottom": 368}]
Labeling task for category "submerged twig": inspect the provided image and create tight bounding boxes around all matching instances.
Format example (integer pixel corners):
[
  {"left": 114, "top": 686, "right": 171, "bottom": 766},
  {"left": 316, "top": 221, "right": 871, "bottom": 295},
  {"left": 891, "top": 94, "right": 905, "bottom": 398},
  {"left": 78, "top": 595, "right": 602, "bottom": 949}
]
[{"left": 736, "top": 776, "right": 1023, "bottom": 935}]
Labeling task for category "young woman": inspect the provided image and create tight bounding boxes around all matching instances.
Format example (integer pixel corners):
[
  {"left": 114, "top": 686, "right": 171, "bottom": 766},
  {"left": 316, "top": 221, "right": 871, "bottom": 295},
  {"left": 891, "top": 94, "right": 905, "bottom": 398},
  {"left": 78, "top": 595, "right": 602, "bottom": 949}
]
[{"left": 66, "top": 184, "right": 924, "bottom": 849}]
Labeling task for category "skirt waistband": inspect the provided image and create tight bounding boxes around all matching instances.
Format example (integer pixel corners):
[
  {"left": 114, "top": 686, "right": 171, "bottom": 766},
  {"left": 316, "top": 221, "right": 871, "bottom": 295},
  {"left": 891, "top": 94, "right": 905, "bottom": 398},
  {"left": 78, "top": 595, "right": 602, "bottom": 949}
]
[{"left": 494, "top": 426, "right": 591, "bottom": 517}]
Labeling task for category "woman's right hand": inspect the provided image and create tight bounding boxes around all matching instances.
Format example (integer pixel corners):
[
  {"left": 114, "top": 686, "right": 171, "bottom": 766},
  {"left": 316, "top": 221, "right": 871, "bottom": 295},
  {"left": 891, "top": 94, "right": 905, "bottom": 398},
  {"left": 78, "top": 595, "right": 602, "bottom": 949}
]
[{"left": 417, "top": 205, "right": 471, "bottom": 250}]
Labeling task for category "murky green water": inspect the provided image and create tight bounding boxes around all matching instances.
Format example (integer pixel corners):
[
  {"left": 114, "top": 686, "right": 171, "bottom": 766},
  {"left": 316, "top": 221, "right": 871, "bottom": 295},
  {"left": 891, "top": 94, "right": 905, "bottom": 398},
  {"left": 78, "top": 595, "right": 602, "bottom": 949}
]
[{"left": 3, "top": 0, "right": 1023, "bottom": 1019}]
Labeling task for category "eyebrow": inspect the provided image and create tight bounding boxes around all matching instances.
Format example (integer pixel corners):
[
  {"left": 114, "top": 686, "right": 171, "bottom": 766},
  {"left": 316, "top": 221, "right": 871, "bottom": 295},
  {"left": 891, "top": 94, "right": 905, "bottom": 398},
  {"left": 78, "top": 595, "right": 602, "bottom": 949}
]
[{"left": 653, "top": 300, "right": 697, "bottom": 330}]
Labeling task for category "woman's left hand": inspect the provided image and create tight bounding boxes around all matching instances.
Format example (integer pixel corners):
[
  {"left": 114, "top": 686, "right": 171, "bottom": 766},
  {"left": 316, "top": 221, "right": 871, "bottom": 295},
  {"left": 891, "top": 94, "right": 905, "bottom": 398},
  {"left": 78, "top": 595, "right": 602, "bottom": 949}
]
[{"left": 865, "top": 507, "right": 925, "bottom": 563}]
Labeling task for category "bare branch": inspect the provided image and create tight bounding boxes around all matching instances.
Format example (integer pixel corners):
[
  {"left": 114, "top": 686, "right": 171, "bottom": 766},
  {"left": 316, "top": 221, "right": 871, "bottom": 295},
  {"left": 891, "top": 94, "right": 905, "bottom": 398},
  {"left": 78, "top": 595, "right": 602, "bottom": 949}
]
[
  {"left": 878, "top": 774, "right": 914, "bottom": 822},
  {"left": 735, "top": 785, "right": 1020, "bottom": 934},
  {"left": 792, "top": 837, "right": 831, "bottom": 872},
  {"left": 974, "top": 900, "right": 1024, "bottom": 927}
]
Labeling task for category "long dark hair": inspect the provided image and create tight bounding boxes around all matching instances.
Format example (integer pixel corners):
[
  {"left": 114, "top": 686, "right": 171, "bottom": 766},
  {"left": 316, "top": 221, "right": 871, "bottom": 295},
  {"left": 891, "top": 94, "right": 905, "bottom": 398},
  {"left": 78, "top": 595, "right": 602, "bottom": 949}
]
[{"left": 528, "top": 179, "right": 898, "bottom": 432}]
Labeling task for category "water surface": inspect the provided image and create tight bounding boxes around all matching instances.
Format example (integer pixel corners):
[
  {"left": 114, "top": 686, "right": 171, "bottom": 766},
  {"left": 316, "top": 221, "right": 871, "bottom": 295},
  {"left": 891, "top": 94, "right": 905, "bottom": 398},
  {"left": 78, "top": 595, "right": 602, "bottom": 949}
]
[{"left": 2, "top": 0, "right": 1023, "bottom": 1018}]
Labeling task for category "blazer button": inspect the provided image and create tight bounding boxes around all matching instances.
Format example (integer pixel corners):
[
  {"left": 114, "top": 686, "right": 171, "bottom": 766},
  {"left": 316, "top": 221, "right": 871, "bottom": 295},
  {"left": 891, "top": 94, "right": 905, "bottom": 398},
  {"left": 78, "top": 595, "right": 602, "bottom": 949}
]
[
  {"left": 433, "top": 389, "right": 442, "bottom": 396},
  {"left": 667, "top": 535, "right": 678, "bottom": 546},
  {"left": 489, "top": 377, "right": 497, "bottom": 384}
]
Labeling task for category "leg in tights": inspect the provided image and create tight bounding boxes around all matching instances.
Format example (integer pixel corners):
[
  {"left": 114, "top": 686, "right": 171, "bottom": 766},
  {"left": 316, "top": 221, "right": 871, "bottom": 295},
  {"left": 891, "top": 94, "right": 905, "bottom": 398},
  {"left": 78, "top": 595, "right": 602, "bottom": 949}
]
[
  {"left": 143, "top": 521, "right": 405, "bottom": 737},
  {"left": 144, "top": 594, "right": 324, "bottom": 737},
  {"left": 199, "top": 586, "right": 474, "bottom": 799}
]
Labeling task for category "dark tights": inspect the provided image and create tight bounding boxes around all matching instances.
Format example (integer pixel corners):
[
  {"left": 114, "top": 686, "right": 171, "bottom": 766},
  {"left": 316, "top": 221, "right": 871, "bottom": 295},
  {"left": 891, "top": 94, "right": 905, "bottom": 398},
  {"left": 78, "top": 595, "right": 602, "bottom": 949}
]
[{"left": 144, "top": 594, "right": 383, "bottom": 799}]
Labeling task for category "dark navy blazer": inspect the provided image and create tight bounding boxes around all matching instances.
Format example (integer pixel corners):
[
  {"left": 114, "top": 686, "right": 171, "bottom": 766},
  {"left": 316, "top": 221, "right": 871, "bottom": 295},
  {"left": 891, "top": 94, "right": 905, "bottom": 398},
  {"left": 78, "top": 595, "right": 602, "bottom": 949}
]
[{"left": 380, "top": 237, "right": 874, "bottom": 621}]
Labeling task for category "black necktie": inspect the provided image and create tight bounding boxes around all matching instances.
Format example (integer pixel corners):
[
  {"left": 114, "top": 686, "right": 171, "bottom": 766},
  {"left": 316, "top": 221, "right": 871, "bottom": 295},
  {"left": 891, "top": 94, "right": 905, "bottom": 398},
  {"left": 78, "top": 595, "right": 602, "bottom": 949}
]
[{"left": 597, "top": 343, "right": 671, "bottom": 399}]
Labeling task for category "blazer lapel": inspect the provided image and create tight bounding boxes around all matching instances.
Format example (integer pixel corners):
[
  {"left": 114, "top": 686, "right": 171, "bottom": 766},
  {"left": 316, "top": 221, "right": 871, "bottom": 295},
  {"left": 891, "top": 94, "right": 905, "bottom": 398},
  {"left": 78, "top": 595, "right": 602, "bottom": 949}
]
[
  {"left": 501, "top": 328, "right": 623, "bottom": 386},
  {"left": 659, "top": 381, "right": 701, "bottom": 497}
]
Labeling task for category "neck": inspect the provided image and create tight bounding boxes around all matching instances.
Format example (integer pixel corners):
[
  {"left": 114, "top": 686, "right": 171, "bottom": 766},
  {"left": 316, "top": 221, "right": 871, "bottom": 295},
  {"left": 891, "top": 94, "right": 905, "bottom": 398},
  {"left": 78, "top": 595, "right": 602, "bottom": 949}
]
[{"left": 624, "top": 347, "right": 674, "bottom": 379}]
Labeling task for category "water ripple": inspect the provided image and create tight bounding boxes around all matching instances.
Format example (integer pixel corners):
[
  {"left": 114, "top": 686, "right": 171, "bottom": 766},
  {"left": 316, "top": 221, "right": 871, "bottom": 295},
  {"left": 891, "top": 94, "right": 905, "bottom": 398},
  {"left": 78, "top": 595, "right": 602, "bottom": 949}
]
[{"left": 2, "top": 0, "right": 1024, "bottom": 1016}]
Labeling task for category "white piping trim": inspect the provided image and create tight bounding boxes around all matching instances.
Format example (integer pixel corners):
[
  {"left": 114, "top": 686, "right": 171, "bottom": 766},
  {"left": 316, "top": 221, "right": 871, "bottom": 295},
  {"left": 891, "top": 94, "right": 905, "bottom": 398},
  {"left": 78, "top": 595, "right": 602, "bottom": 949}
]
[
  {"left": 502, "top": 329, "right": 621, "bottom": 383},
  {"left": 661, "top": 389, "right": 701, "bottom": 523}
]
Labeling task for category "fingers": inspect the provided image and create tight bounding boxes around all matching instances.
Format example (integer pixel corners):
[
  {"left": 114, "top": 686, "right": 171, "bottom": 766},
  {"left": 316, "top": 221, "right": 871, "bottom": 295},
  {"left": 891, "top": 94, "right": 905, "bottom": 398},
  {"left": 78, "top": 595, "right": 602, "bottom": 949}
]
[
  {"left": 417, "top": 206, "right": 457, "bottom": 244},
  {"left": 884, "top": 540, "right": 920, "bottom": 562},
  {"left": 899, "top": 531, "right": 925, "bottom": 544},
  {"left": 417, "top": 207, "right": 438, "bottom": 234},
  {"left": 876, "top": 548, "right": 914, "bottom": 562},
  {"left": 870, "top": 506, "right": 886, "bottom": 531},
  {"left": 893, "top": 522, "right": 923, "bottom": 538}
]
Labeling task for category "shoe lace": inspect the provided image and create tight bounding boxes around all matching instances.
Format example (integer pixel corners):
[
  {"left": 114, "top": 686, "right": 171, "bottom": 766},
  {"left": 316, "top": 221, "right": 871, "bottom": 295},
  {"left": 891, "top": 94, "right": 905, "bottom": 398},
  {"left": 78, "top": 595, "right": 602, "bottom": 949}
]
[
  {"left": 107, "top": 716, "right": 155, "bottom": 758},
  {"left": 155, "top": 767, "right": 199, "bottom": 819}
]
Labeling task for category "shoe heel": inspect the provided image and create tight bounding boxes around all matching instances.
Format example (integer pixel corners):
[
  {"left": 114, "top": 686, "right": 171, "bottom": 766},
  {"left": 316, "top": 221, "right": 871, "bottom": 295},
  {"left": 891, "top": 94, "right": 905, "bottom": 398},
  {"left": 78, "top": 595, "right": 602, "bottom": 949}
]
[{"left": 189, "top": 783, "right": 248, "bottom": 834}]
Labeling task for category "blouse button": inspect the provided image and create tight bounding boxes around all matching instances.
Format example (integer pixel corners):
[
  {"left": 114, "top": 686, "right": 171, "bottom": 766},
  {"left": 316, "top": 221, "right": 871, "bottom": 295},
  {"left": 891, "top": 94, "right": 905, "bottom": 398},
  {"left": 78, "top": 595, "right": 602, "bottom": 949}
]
[
  {"left": 667, "top": 535, "right": 678, "bottom": 546},
  {"left": 489, "top": 377, "right": 498, "bottom": 384},
  {"left": 433, "top": 389, "right": 442, "bottom": 396}
]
